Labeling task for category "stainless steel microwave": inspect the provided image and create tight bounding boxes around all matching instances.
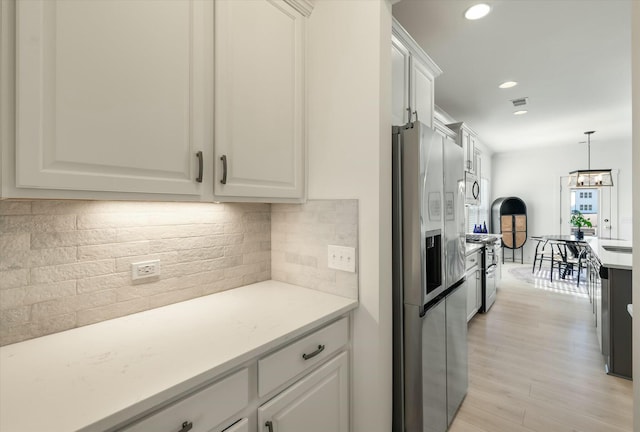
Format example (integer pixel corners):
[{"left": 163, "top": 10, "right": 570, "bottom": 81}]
[{"left": 465, "top": 172, "right": 480, "bottom": 205}]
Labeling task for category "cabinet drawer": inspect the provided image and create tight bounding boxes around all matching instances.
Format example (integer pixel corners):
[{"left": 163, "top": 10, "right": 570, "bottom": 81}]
[
  {"left": 258, "top": 317, "right": 349, "bottom": 397},
  {"left": 221, "top": 418, "right": 249, "bottom": 432},
  {"left": 465, "top": 252, "right": 480, "bottom": 271},
  {"left": 121, "top": 369, "right": 249, "bottom": 432}
]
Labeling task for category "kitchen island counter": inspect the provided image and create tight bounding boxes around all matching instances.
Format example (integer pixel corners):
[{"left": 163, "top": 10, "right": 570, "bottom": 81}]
[
  {"left": 0, "top": 281, "right": 357, "bottom": 432},
  {"left": 586, "top": 237, "right": 632, "bottom": 270}
]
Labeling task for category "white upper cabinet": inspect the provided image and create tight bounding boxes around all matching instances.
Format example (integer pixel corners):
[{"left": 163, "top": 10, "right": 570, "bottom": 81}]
[
  {"left": 447, "top": 122, "right": 481, "bottom": 175},
  {"left": 391, "top": 19, "right": 442, "bottom": 128},
  {"left": 13, "top": 0, "right": 213, "bottom": 198},
  {"left": 391, "top": 35, "right": 411, "bottom": 126},
  {"left": 3, "top": 0, "right": 311, "bottom": 202},
  {"left": 410, "top": 56, "right": 435, "bottom": 128},
  {"left": 214, "top": 0, "right": 307, "bottom": 201}
]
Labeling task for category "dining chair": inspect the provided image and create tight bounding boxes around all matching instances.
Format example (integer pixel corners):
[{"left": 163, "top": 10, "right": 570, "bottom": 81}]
[
  {"left": 551, "top": 242, "right": 588, "bottom": 286},
  {"left": 531, "top": 237, "right": 552, "bottom": 273}
]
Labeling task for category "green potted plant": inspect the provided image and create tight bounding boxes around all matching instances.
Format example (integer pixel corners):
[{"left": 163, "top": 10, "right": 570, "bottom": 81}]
[{"left": 570, "top": 210, "right": 592, "bottom": 240}]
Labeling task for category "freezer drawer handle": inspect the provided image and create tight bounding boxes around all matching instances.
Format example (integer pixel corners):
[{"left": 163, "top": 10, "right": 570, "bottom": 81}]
[
  {"left": 265, "top": 421, "right": 274, "bottom": 432},
  {"left": 220, "top": 155, "right": 228, "bottom": 184},
  {"left": 177, "top": 421, "right": 193, "bottom": 432},
  {"left": 302, "top": 344, "right": 325, "bottom": 360},
  {"left": 195, "top": 152, "right": 203, "bottom": 183}
]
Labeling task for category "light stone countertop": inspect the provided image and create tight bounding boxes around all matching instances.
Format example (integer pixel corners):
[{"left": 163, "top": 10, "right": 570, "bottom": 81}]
[
  {"left": 585, "top": 237, "right": 633, "bottom": 270},
  {"left": 0, "top": 281, "right": 358, "bottom": 432},
  {"left": 465, "top": 243, "right": 484, "bottom": 256}
]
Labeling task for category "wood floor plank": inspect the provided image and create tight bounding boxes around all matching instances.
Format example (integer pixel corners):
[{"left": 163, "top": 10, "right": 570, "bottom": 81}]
[{"left": 450, "top": 262, "right": 634, "bottom": 431}]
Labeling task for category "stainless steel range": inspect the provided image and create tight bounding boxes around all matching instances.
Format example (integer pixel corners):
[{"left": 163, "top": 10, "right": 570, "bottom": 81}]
[{"left": 466, "top": 234, "right": 502, "bottom": 312}]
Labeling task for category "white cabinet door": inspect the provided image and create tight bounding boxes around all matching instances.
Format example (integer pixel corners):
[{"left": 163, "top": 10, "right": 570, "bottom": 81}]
[
  {"left": 465, "top": 275, "right": 475, "bottom": 322},
  {"left": 214, "top": 0, "right": 305, "bottom": 201},
  {"left": 474, "top": 147, "right": 482, "bottom": 179},
  {"left": 475, "top": 269, "right": 483, "bottom": 311},
  {"left": 258, "top": 352, "right": 349, "bottom": 432},
  {"left": 463, "top": 129, "right": 472, "bottom": 173},
  {"left": 15, "top": 0, "right": 213, "bottom": 197},
  {"left": 392, "top": 20, "right": 440, "bottom": 129},
  {"left": 465, "top": 266, "right": 481, "bottom": 322},
  {"left": 469, "top": 134, "right": 479, "bottom": 175},
  {"left": 410, "top": 56, "right": 434, "bottom": 128},
  {"left": 391, "top": 35, "right": 410, "bottom": 126}
]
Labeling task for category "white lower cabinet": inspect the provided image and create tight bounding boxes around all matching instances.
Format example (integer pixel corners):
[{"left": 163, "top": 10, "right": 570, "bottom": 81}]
[
  {"left": 121, "top": 369, "right": 249, "bottom": 432},
  {"left": 258, "top": 352, "right": 349, "bottom": 432},
  {"left": 475, "top": 268, "right": 483, "bottom": 313},
  {"left": 465, "top": 277, "right": 475, "bottom": 322},
  {"left": 118, "top": 317, "right": 350, "bottom": 432},
  {"left": 221, "top": 418, "right": 250, "bottom": 432},
  {"left": 465, "top": 249, "right": 482, "bottom": 322}
]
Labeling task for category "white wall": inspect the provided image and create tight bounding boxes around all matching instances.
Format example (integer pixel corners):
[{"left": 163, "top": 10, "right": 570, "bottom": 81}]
[
  {"left": 492, "top": 138, "right": 632, "bottom": 263},
  {"left": 631, "top": 3, "right": 639, "bottom": 431},
  {"left": 307, "top": 2, "right": 393, "bottom": 431}
]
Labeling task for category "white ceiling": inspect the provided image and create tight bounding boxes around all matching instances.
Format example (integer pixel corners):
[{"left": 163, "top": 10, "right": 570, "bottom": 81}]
[{"left": 392, "top": 0, "right": 632, "bottom": 154}]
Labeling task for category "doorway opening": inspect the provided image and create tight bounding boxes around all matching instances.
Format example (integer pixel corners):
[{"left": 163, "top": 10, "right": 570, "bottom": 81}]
[
  {"left": 569, "top": 188, "right": 598, "bottom": 236},
  {"left": 559, "top": 173, "right": 618, "bottom": 239}
]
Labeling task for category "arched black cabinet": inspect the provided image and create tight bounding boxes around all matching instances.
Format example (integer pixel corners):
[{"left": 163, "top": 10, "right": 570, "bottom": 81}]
[{"left": 491, "top": 197, "right": 527, "bottom": 263}]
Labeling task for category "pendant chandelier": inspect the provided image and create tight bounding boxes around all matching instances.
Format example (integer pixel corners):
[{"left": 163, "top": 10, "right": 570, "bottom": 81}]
[{"left": 567, "top": 131, "right": 613, "bottom": 187}]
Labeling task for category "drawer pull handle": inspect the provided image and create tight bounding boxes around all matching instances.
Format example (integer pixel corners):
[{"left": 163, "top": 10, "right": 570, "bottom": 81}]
[
  {"left": 220, "top": 155, "right": 228, "bottom": 184},
  {"left": 178, "top": 421, "right": 193, "bottom": 432},
  {"left": 302, "top": 344, "right": 325, "bottom": 360},
  {"left": 195, "top": 152, "right": 203, "bottom": 183},
  {"left": 265, "top": 420, "right": 274, "bottom": 432}
]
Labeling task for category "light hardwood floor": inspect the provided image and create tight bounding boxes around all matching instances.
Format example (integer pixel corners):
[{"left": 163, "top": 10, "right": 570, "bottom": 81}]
[{"left": 450, "top": 262, "right": 634, "bottom": 432}]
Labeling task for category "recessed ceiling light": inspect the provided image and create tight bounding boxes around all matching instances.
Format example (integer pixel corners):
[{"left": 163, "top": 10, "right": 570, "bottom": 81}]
[
  {"left": 465, "top": 3, "right": 491, "bottom": 20},
  {"left": 513, "top": 110, "right": 528, "bottom": 115},
  {"left": 499, "top": 81, "right": 518, "bottom": 89}
]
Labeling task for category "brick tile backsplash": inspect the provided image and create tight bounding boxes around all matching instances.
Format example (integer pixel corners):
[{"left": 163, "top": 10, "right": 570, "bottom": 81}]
[
  {"left": 271, "top": 200, "right": 359, "bottom": 300},
  {"left": 0, "top": 199, "right": 358, "bottom": 346},
  {"left": 0, "top": 200, "right": 271, "bottom": 346}
]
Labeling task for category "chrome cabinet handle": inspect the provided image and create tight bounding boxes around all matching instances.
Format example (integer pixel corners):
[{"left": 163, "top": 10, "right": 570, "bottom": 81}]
[
  {"left": 302, "top": 344, "right": 325, "bottom": 360},
  {"left": 178, "top": 421, "right": 193, "bottom": 432},
  {"left": 413, "top": 110, "right": 418, "bottom": 122},
  {"left": 220, "top": 155, "right": 228, "bottom": 184},
  {"left": 265, "top": 421, "right": 274, "bottom": 432},
  {"left": 195, "top": 152, "right": 203, "bottom": 183}
]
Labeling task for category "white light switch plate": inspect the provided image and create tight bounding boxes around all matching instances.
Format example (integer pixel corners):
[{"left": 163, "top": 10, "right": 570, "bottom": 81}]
[{"left": 328, "top": 245, "right": 356, "bottom": 272}]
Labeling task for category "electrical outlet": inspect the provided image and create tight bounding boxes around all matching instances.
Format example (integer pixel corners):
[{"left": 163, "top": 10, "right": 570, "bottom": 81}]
[
  {"left": 327, "top": 245, "right": 356, "bottom": 273},
  {"left": 132, "top": 260, "right": 160, "bottom": 281}
]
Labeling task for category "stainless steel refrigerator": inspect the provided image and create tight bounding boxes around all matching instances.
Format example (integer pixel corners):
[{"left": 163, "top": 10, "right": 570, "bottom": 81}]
[{"left": 392, "top": 121, "right": 467, "bottom": 432}]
